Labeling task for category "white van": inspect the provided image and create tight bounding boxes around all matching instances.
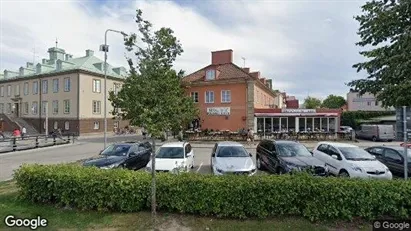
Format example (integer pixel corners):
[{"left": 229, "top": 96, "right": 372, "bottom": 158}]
[{"left": 356, "top": 124, "right": 395, "bottom": 142}]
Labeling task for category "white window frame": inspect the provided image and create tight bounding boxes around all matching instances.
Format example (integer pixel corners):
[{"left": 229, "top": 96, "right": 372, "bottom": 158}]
[
  {"left": 64, "top": 77, "right": 71, "bottom": 92},
  {"left": 53, "top": 79, "right": 59, "bottom": 93},
  {"left": 42, "top": 80, "right": 48, "bottom": 94},
  {"left": 24, "top": 82, "right": 29, "bottom": 95},
  {"left": 221, "top": 90, "right": 231, "bottom": 103},
  {"left": 7, "top": 85, "right": 11, "bottom": 97},
  {"left": 191, "top": 92, "right": 199, "bottom": 103},
  {"left": 24, "top": 102, "right": 29, "bottom": 114},
  {"left": 52, "top": 100, "right": 59, "bottom": 114},
  {"left": 42, "top": 101, "right": 48, "bottom": 114},
  {"left": 93, "top": 121, "right": 100, "bottom": 130},
  {"left": 0, "top": 86, "right": 3, "bottom": 97},
  {"left": 64, "top": 121, "right": 70, "bottom": 130},
  {"left": 63, "top": 100, "right": 70, "bottom": 114},
  {"left": 92, "top": 100, "right": 101, "bottom": 114},
  {"left": 205, "top": 91, "right": 214, "bottom": 103},
  {"left": 205, "top": 70, "right": 216, "bottom": 80},
  {"left": 92, "top": 79, "right": 101, "bottom": 93},
  {"left": 53, "top": 121, "right": 58, "bottom": 130},
  {"left": 15, "top": 85, "right": 20, "bottom": 96},
  {"left": 32, "top": 102, "right": 38, "bottom": 115},
  {"left": 33, "top": 81, "right": 38, "bottom": 95}
]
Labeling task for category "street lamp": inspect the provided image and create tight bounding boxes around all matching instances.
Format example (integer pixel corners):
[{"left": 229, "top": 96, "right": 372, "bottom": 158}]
[{"left": 100, "top": 29, "right": 128, "bottom": 149}]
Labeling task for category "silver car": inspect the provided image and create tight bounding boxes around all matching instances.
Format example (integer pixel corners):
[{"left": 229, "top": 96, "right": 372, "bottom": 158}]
[{"left": 211, "top": 141, "right": 256, "bottom": 176}]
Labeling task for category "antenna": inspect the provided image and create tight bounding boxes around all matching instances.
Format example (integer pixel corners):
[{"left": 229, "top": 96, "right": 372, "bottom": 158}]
[
  {"left": 241, "top": 57, "right": 246, "bottom": 68},
  {"left": 55, "top": 38, "right": 58, "bottom": 48},
  {"left": 32, "top": 47, "right": 39, "bottom": 64}
]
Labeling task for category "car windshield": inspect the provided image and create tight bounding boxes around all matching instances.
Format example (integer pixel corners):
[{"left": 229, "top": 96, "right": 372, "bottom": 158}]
[
  {"left": 101, "top": 144, "right": 131, "bottom": 156},
  {"left": 216, "top": 146, "right": 249, "bottom": 158},
  {"left": 156, "top": 147, "right": 184, "bottom": 159},
  {"left": 277, "top": 143, "right": 312, "bottom": 157},
  {"left": 338, "top": 147, "right": 374, "bottom": 160}
]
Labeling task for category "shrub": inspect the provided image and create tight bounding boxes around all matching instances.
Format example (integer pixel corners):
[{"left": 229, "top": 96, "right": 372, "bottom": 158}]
[
  {"left": 14, "top": 164, "right": 411, "bottom": 221},
  {"left": 341, "top": 111, "right": 396, "bottom": 129}
]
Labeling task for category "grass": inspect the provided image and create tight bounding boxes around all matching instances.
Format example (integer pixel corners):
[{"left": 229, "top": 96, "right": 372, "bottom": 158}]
[{"left": 0, "top": 180, "right": 372, "bottom": 231}]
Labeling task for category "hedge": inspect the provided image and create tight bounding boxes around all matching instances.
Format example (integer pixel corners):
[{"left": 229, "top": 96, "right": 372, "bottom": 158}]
[
  {"left": 14, "top": 164, "right": 411, "bottom": 221},
  {"left": 341, "top": 111, "right": 396, "bottom": 129}
]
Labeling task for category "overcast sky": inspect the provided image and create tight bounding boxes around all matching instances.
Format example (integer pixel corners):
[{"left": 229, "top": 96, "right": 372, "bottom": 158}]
[{"left": 0, "top": 0, "right": 367, "bottom": 101}]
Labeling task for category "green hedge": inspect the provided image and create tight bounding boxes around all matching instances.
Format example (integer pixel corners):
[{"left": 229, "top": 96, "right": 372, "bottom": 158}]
[
  {"left": 14, "top": 164, "right": 411, "bottom": 221},
  {"left": 341, "top": 111, "right": 396, "bottom": 129}
]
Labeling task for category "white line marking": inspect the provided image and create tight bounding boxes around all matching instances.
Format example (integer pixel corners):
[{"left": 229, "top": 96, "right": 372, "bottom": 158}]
[{"left": 196, "top": 162, "right": 203, "bottom": 173}]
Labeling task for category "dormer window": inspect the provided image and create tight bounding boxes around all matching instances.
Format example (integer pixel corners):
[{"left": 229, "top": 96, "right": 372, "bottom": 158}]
[{"left": 205, "top": 69, "right": 216, "bottom": 80}]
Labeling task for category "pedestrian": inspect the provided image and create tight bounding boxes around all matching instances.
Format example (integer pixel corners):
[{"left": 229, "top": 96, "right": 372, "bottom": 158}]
[
  {"left": 247, "top": 128, "right": 254, "bottom": 145},
  {"left": 21, "top": 126, "right": 27, "bottom": 139},
  {"left": 12, "top": 128, "right": 21, "bottom": 138},
  {"left": 142, "top": 127, "right": 147, "bottom": 139}
]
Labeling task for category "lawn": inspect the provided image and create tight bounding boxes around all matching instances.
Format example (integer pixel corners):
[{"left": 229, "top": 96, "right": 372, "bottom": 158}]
[{"left": 0, "top": 180, "right": 371, "bottom": 231}]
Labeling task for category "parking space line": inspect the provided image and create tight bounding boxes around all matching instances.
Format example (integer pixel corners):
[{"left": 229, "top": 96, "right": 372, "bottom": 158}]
[{"left": 196, "top": 162, "right": 203, "bottom": 173}]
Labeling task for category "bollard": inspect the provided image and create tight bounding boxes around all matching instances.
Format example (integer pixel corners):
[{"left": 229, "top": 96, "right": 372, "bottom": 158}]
[
  {"left": 35, "top": 136, "right": 39, "bottom": 148},
  {"left": 12, "top": 137, "right": 17, "bottom": 151},
  {"left": 67, "top": 134, "right": 71, "bottom": 143},
  {"left": 53, "top": 136, "right": 56, "bottom": 145}
]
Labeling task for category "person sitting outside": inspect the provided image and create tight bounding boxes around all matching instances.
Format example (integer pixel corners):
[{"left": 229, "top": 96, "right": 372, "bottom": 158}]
[{"left": 12, "top": 128, "right": 21, "bottom": 138}]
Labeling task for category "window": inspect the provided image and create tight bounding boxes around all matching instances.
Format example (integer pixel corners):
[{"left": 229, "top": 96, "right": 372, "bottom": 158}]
[
  {"left": 64, "top": 77, "right": 71, "bottom": 92},
  {"left": 24, "top": 102, "right": 29, "bottom": 114},
  {"left": 24, "top": 82, "right": 29, "bottom": 95},
  {"left": 0, "top": 103, "right": 3, "bottom": 113},
  {"left": 42, "top": 101, "right": 48, "bottom": 114},
  {"left": 42, "top": 80, "right": 48, "bottom": 94},
  {"left": 64, "top": 121, "right": 70, "bottom": 130},
  {"left": 368, "top": 147, "right": 384, "bottom": 156},
  {"left": 205, "top": 91, "right": 214, "bottom": 103},
  {"left": 93, "top": 121, "right": 100, "bottom": 130},
  {"left": 0, "top": 86, "right": 4, "bottom": 97},
  {"left": 53, "top": 79, "right": 59, "bottom": 93},
  {"left": 14, "top": 85, "right": 20, "bottom": 96},
  {"left": 52, "top": 100, "right": 59, "bottom": 114},
  {"left": 33, "top": 81, "right": 38, "bottom": 94},
  {"left": 205, "top": 70, "right": 216, "bottom": 80},
  {"left": 92, "top": 100, "right": 101, "bottom": 114},
  {"left": 43, "top": 121, "right": 46, "bottom": 130},
  {"left": 92, "top": 79, "right": 101, "bottom": 93},
  {"left": 114, "top": 121, "right": 119, "bottom": 128},
  {"left": 113, "top": 83, "right": 120, "bottom": 95},
  {"left": 63, "top": 100, "right": 70, "bottom": 114},
  {"left": 53, "top": 121, "right": 58, "bottom": 130},
  {"left": 191, "top": 92, "right": 199, "bottom": 103},
  {"left": 32, "top": 102, "right": 38, "bottom": 115},
  {"left": 375, "top": 101, "right": 379, "bottom": 106},
  {"left": 384, "top": 149, "right": 402, "bottom": 162},
  {"left": 7, "top": 85, "right": 11, "bottom": 96},
  {"left": 221, "top": 90, "right": 231, "bottom": 103},
  {"left": 6, "top": 103, "right": 11, "bottom": 114},
  {"left": 367, "top": 101, "right": 371, "bottom": 106}
]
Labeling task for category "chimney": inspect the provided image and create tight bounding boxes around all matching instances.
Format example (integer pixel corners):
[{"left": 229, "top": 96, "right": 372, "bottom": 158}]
[
  {"left": 242, "top": 67, "right": 250, "bottom": 73},
  {"left": 250, "top": 71, "right": 260, "bottom": 79},
  {"left": 19, "top": 67, "right": 24, "bottom": 76},
  {"left": 260, "top": 78, "right": 266, "bottom": 84},
  {"left": 266, "top": 79, "right": 273, "bottom": 89},
  {"left": 65, "top": 54, "right": 73, "bottom": 61},
  {"left": 211, "top": 49, "right": 233, "bottom": 65},
  {"left": 42, "top": 59, "right": 48, "bottom": 64},
  {"left": 26, "top": 62, "right": 34, "bottom": 69},
  {"left": 86, "top": 49, "right": 94, "bottom": 57}
]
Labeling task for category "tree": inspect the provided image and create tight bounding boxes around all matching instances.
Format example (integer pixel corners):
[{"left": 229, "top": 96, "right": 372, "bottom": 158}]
[
  {"left": 321, "top": 95, "right": 346, "bottom": 109},
  {"left": 109, "top": 9, "right": 198, "bottom": 218},
  {"left": 347, "top": 0, "right": 411, "bottom": 107},
  {"left": 303, "top": 96, "right": 322, "bottom": 109}
]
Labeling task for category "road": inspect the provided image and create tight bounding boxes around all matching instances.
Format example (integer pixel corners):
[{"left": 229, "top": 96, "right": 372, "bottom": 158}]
[{"left": 0, "top": 136, "right": 405, "bottom": 181}]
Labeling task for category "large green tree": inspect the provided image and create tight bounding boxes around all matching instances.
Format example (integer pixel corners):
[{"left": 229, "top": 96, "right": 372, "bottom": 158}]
[
  {"left": 321, "top": 95, "right": 346, "bottom": 109},
  {"left": 109, "top": 9, "right": 198, "bottom": 217},
  {"left": 347, "top": 0, "right": 411, "bottom": 107},
  {"left": 303, "top": 96, "right": 322, "bottom": 109}
]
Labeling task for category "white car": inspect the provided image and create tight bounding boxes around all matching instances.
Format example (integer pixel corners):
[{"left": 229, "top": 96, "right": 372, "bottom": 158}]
[
  {"left": 146, "top": 142, "right": 194, "bottom": 173},
  {"left": 211, "top": 141, "right": 256, "bottom": 176},
  {"left": 312, "top": 142, "right": 392, "bottom": 179}
]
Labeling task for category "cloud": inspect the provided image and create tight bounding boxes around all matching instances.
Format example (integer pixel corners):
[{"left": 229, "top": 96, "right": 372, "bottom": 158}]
[{"left": 0, "top": 0, "right": 367, "bottom": 101}]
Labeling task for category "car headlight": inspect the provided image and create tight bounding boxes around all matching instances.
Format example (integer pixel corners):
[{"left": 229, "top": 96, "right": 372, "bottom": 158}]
[
  {"left": 285, "top": 162, "right": 300, "bottom": 170},
  {"left": 101, "top": 163, "right": 120, "bottom": 169},
  {"left": 350, "top": 165, "right": 362, "bottom": 172}
]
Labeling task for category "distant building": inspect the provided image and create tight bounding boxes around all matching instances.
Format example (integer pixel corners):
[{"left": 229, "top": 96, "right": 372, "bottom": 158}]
[
  {"left": 0, "top": 45, "right": 129, "bottom": 134},
  {"left": 346, "top": 90, "right": 394, "bottom": 111},
  {"left": 285, "top": 95, "right": 299, "bottom": 109}
]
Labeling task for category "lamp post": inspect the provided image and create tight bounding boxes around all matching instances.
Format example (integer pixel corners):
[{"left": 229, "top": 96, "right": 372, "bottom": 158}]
[
  {"left": 403, "top": 106, "right": 408, "bottom": 180},
  {"left": 100, "top": 29, "right": 128, "bottom": 149}
]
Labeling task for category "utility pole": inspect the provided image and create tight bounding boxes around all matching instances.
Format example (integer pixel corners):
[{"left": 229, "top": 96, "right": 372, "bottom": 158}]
[
  {"left": 45, "top": 102, "right": 49, "bottom": 140},
  {"left": 403, "top": 106, "right": 408, "bottom": 180}
]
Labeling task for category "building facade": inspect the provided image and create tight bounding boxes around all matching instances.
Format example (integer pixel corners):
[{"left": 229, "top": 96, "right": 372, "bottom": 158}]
[
  {"left": 347, "top": 90, "right": 394, "bottom": 111},
  {"left": 0, "top": 46, "right": 129, "bottom": 134}
]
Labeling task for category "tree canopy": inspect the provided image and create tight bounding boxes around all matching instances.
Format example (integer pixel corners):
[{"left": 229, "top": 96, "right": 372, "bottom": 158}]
[
  {"left": 303, "top": 96, "right": 322, "bottom": 109},
  {"left": 109, "top": 9, "right": 199, "bottom": 138},
  {"left": 347, "top": 0, "right": 411, "bottom": 107},
  {"left": 321, "top": 95, "right": 346, "bottom": 109}
]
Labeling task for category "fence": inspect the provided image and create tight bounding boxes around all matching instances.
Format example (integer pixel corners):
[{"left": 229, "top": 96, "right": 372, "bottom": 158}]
[{"left": 0, "top": 133, "right": 77, "bottom": 153}]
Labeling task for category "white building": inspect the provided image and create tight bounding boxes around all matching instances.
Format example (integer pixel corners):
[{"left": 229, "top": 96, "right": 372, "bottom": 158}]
[{"left": 346, "top": 90, "right": 394, "bottom": 111}]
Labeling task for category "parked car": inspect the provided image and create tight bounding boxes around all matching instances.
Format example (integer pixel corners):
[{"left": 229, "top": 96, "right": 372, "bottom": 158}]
[
  {"left": 211, "top": 141, "right": 256, "bottom": 176},
  {"left": 83, "top": 141, "right": 152, "bottom": 170},
  {"left": 312, "top": 142, "right": 392, "bottom": 179},
  {"left": 146, "top": 141, "right": 194, "bottom": 173},
  {"left": 340, "top": 126, "right": 353, "bottom": 133},
  {"left": 365, "top": 145, "right": 411, "bottom": 177},
  {"left": 256, "top": 140, "right": 328, "bottom": 176},
  {"left": 355, "top": 124, "right": 395, "bottom": 142}
]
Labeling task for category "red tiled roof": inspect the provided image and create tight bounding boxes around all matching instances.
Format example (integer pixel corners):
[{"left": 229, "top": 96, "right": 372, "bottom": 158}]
[{"left": 182, "top": 63, "right": 252, "bottom": 83}]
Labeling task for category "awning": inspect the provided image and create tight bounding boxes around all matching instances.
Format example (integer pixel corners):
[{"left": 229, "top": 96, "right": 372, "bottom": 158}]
[{"left": 254, "top": 113, "right": 339, "bottom": 117}]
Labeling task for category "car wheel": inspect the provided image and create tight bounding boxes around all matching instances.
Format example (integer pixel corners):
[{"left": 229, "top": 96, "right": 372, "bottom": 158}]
[
  {"left": 277, "top": 167, "right": 286, "bottom": 175},
  {"left": 372, "top": 136, "right": 377, "bottom": 142},
  {"left": 339, "top": 170, "right": 350, "bottom": 177},
  {"left": 256, "top": 156, "right": 264, "bottom": 170},
  {"left": 191, "top": 158, "right": 194, "bottom": 169}
]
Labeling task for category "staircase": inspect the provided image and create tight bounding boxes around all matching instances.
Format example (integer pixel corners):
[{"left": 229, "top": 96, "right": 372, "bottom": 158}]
[{"left": 13, "top": 117, "right": 39, "bottom": 135}]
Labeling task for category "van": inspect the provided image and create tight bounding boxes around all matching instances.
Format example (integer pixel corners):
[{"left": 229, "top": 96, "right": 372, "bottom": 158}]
[{"left": 356, "top": 124, "right": 395, "bottom": 142}]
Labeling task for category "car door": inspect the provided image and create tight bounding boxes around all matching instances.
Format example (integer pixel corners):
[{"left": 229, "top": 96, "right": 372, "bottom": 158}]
[
  {"left": 326, "top": 145, "right": 344, "bottom": 174},
  {"left": 185, "top": 143, "right": 194, "bottom": 167},
  {"left": 125, "top": 145, "right": 140, "bottom": 170},
  {"left": 257, "top": 140, "right": 269, "bottom": 169},
  {"left": 267, "top": 141, "right": 279, "bottom": 172},
  {"left": 313, "top": 144, "right": 329, "bottom": 163},
  {"left": 383, "top": 148, "right": 404, "bottom": 175}
]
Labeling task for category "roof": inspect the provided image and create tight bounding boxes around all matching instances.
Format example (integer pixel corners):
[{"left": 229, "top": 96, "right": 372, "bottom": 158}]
[
  {"left": 318, "top": 142, "right": 358, "bottom": 148},
  {"left": 217, "top": 141, "right": 244, "bottom": 147},
  {"left": 161, "top": 142, "right": 187, "bottom": 147},
  {"left": 182, "top": 63, "right": 251, "bottom": 83}
]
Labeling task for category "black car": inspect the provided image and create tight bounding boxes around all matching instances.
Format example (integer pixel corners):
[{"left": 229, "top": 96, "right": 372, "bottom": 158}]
[
  {"left": 83, "top": 141, "right": 152, "bottom": 170},
  {"left": 256, "top": 140, "right": 328, "bottom": 176},
  {"left": 365, "top": 146, "right": 411, "bottom": 177}
]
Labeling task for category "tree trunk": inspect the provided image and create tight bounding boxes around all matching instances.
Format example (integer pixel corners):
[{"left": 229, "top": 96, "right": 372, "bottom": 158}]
[{"left": 151, "top": 137, "right": 156, "bottom": 219}]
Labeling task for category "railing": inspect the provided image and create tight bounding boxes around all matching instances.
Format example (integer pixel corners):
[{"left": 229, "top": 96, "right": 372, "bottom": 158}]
[{"left": 0, "top": 133, "right": 77, "bottom": 153}]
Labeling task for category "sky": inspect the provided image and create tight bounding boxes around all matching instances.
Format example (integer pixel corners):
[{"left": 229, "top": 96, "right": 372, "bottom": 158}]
[{"left": 0, "top": 0, "right": 368, "bottom": 101}]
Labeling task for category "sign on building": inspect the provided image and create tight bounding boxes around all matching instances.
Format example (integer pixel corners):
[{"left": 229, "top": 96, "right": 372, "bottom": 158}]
[
  {"left": 281, "top": 109, "right": 316, "bottom": 113},
  {"left": 396, "top": 107, "right": 411, "bottom": 141},
  {"left": 207, "top": 107, "right": 230, "bottom": 116}
]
